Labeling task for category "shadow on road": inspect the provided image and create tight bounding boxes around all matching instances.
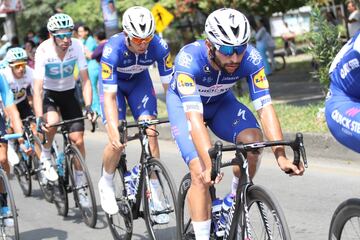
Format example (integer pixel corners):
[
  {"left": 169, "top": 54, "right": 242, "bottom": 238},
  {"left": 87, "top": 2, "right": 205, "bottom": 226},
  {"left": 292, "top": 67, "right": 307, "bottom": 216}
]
[{"left": 20, "top": 227, "right": 67, "bottom": 240}]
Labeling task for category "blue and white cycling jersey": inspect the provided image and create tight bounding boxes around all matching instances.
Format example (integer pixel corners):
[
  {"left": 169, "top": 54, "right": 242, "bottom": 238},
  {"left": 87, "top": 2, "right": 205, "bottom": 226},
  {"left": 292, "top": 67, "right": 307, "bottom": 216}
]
[
  {"left": 168, "top": 40, "right": 271, "bottom": 111},
  {"left": 326, "top": 31, "right": 360, "bottom": 153},
  {"left": 34, "top": 38, "right": 87, "bottom": 91},
  {"left": 0, "top": 73, "right": 14, "bottom": 107},
  {"left": 100, "top": 32, "right": 173, "bottom": 93}
]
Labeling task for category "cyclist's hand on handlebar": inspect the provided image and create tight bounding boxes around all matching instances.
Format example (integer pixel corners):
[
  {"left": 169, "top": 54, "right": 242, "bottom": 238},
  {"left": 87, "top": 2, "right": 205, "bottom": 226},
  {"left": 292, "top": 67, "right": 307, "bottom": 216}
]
[
  {"left": 200, "top": 168, "right": 223, "bottom": 185},
  {"left": 36, "top": 117, "right": 48, "bottom": 133},
  {"left": 85, "top": 106, "right": 97, "bottom": 122},
  {"left": 110, "top": 138, "right": 125, "bottom": 151},
  {"left": 277, "top": 156, "right": 304, "bottom": 176},
  {"left": 20, "top": 141, "right": 33, "bottom": 156}
]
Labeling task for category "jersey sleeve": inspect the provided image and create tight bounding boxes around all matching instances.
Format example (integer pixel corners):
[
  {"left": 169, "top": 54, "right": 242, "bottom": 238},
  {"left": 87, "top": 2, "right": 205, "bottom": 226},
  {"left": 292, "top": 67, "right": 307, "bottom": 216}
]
[
  {"left": 0, "top": 73, "right": 14, "bottom": 107},
  {"left": 34, "top": 45, "right": 46, "bottom": 80},
  {"left": 100, "top": 37, "right": 119, "bottom": 93},
  {"left": 245, "top": 48, "right": 272, "bottom": 110},
  {"left": 154, "top": 36, "right": 174, "bottom": 84},
  {"left": 74, "top": 39, "right": 88, "bottom": 71}
]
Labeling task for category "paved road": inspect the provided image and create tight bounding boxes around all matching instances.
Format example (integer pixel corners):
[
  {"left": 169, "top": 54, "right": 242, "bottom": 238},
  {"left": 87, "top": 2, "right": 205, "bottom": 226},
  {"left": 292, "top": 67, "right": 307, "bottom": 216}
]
[{"left": 11, "top": 130, "right": 360, "bottom": 239}]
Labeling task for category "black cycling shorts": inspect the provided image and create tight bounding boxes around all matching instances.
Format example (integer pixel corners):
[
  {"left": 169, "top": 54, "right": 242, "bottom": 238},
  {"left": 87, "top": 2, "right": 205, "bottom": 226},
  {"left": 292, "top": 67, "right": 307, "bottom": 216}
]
[
  {"left": 16, "top": 99, "right": 34, "bottom": 120},
  {"left": 0, "top": 114, "right": 7, "bottom": 143},
  {"left": 43, "top": 88, "right": 84, "bottom": 133}
]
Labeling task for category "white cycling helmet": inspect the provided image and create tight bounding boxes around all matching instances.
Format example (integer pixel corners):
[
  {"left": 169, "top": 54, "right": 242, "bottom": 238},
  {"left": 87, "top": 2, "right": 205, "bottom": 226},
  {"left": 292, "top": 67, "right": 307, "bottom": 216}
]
[
  {"left": 122, "top": 6, "right": 155, "bottom": 39},
  {"left": 205, "top": 8, "right": 251, "bottom": 46},
  {"left": 47, "top": 13, "right": 74, "bottom": 33},
  {"left": 5, "top": 47, "right": 28, "bottom": 63}
]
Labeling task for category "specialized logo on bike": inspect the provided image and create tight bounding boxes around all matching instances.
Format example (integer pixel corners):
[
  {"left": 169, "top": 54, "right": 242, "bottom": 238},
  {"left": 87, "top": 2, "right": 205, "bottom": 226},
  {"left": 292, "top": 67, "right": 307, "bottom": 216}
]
[
  {"left": 101, "top": 62, "right": 113, "bottom": 80},
  {"left": 252, "top": 68, "right": 268, "bottom": 92},
  {"left": 177, "top": 73, "right": 196, "bottom": 95}
]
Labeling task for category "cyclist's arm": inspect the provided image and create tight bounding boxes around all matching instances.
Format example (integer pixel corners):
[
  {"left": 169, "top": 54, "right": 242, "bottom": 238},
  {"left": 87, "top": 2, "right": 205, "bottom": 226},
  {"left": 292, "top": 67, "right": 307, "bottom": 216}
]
[
  {"left": 104, "top": 91, "right": 120, "bottom": 143},
  {"left": 33, "top": 78, "right": 44, "bottom": 117},
  {"left": 79, "top": 69, "right": 92, "bottom": 108}
]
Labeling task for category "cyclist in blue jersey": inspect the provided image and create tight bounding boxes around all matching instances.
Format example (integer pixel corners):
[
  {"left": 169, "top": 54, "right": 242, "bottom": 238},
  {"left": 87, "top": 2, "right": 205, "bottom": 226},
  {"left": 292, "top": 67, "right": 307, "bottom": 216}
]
[
  {"left": 33, "top": 14, "right": 95, "bottom": 207},
  {"left": 167, "top": 8, "right": 304, "bottom": 239},
  {"left": 326, "top": 31, "right": 360, "bottom": 153},
  {"left": 98, "top": 6, "right": 173, "bottom": 218}
]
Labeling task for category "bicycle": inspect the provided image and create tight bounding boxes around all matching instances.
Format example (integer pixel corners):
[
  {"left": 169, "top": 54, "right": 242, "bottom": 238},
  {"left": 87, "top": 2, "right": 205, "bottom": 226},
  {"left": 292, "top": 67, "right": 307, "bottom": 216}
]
[
  {"left": 328, "top": 198, "right": 360, "bottom": 239},
  {"left": 0, "top": 132, "right": 24, "bottom": 240},
  {"left": 178, "top": 133, "right": 308, "bottom": 240},
  {"left": 44, "top": 116, "right": 98, "bottom": 228},
  {"left": 105, "top": 118, "right": 178, "bottom": 240}
]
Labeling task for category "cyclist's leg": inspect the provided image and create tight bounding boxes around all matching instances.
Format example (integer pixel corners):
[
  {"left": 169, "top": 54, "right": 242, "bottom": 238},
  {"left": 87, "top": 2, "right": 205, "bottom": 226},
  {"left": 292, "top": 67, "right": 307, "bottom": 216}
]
[
  {"left": 325, "top": 89, "right": 360, "bottom": 153},
  {"left": 208, "top": 92, "right": 262, "bottom": 194},
  {"left": 167, "top": 90, "right": 212, "bottom": 239},
  {"left": 0, "top": 115, "right": 9, "bottom": 175},
  {"left": 127, "top": 70, "right": 159, "bottom": 158}
]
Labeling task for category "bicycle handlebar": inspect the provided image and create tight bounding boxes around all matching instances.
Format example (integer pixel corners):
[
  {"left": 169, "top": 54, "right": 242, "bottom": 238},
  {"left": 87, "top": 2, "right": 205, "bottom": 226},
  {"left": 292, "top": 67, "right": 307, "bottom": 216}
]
[
  {"left": 209, "top": 132, "right": 308, "bottom": 180},
  {"left": 48, "top": 115, "right": 98, "bottom": 132},
  {"left": 1, "top": 133, "right": 23, "bottom": 141}
]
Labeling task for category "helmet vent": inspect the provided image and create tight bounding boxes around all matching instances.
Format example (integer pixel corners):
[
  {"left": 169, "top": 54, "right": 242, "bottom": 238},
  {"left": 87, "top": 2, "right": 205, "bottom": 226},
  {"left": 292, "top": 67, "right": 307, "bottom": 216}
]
[
  {"left": 140, "top": 23, "right": 146, "bottom": 32},
  {"left": 217, "top": 25, "right": 230, "bottom": 41},
  {"left": 130, "top": 22, "right": 139, "bottom": 36},
  {"left": 231, "top": 26, "right": 239, "bottom": 38}
]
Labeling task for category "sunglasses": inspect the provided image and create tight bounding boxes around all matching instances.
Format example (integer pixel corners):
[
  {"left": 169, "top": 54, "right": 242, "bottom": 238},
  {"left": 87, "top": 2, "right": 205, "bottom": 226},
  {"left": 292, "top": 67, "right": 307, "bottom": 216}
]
[
  {"left": 130, "top": 35, "right": 154, "bottom": 45},
  {"left": 53, "top": 32, "right": 72, "bottom": 40},
  {"left": 9, "top": 62, "right": 26, "bottom": 69},
  {"left": 214, "top": 44, "right": 248, "bottom": 56}
]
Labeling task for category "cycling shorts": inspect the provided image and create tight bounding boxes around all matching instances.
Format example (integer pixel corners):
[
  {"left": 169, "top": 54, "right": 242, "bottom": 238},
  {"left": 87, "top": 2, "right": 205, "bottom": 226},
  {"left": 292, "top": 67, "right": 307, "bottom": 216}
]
[
  {"left": 167, "top": 90, "right": 260, "bottom": 165},
  {"left": 100, "top": 70, "right": 157, "bottom": 123},
  {"left": 0, "top": 114, "right": 6, "bottom": 143},
  {"left": 43, "top": 88, "right": 84, "bottom": 132},
  {"left": 325, "top": 86, "right": 360, "bottom": 153},
  {"left": 17, "top": 99, "right": 34, "bottom": 120}
]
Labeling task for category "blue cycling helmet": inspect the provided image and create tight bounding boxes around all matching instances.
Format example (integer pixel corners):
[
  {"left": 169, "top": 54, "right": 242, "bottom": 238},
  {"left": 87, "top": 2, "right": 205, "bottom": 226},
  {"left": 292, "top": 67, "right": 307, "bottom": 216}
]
[
  {"left": 47, "top": 13, "right": 74, "bottom": 33},
  {"left": 5, "top": 47, "right": 28, "bottom": 63}
]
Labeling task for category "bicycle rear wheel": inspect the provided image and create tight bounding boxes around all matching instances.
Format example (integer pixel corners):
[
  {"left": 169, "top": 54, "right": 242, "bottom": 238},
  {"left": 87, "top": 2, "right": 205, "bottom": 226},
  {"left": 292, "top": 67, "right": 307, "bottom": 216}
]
[
  {"left": 13, "top": 156, "right": 32, "bottom": 197},
  {"left": 105, "top": 164, "right": 133, "bottom": 240},
  {"left": 142, "top": 158, "right": 177, "bottom": 240},
  {"left": 32, "top": 136, "right": 54, "bottom": 203},
  {"left": 233, "top": 185, "right": 291, "bottom": 240},
  {"left": 0, "top": 168, "right": 19, "bottom": 240},
  {"left": 67, "top": 145, "right": 97, "bottom": 228},
  {"left": 329, "top": 198, "right": 360, "bottom": 240}
]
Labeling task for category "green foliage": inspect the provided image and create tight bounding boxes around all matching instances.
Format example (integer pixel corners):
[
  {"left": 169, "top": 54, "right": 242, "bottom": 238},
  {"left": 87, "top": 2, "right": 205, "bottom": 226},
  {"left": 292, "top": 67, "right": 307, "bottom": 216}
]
[
  {"left": 64, "top": 0, "right": 102, "bottom": 30},
  {"left": 307, "top": 6, "right": 342, "bottom": 91}
]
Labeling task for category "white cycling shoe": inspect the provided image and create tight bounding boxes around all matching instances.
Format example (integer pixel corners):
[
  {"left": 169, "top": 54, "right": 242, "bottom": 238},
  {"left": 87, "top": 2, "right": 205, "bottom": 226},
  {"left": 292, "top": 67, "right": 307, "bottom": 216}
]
[
  {"left": 78, "top": 188, "right": 90, "bottom": 208},
  {"left": 98, "top": 177, "right": 119, "bottom": 215},
  {"left": 40, "top": 156, "right": 58, "bottom": 182},
  {"left": 150, "top": 200, "right": 170, "bottom": 224}
]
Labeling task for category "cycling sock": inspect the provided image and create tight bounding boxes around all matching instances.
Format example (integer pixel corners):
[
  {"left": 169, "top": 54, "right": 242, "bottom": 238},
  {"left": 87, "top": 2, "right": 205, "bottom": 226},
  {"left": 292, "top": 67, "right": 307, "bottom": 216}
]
[
  {"left": 231, "top": 176, "right": 239, "bottom": 195},
  {"left": 150, "top": 178, "right": 161, "bottom": 203},
  {"left": 102, "top": 168, "right": 114, "bottom": 187},
  {"left": 41, "top": 147, "right": 51, "bottom": 159},
  {"left": 192, "top": 219, "right": 211, "bottom": 240},
  {"left": 75, "top": 170, "right": 84, "bottom": 186}
]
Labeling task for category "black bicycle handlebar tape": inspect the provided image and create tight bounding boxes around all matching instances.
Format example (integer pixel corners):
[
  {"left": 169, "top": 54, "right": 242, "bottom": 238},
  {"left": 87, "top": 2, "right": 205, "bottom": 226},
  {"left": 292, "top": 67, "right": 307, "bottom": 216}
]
[
  {"left": 90, "top": 114, "right": 99, "bottom": 133},
  {"left": 118, "top": 120, "right": 127, "bottom": 144},
  {"left": 209, "top": 141, "right": 223, "bottom": 181},
  {"left": 285, "top": 132, "right": 303, "bottom": 174}
]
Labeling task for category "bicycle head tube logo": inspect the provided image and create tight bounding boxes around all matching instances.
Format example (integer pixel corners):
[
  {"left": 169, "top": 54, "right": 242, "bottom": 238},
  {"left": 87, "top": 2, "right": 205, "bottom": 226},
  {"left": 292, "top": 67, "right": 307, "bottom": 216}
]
[{"left": 177, "top": 73, "right": 196, "bottom": 95}]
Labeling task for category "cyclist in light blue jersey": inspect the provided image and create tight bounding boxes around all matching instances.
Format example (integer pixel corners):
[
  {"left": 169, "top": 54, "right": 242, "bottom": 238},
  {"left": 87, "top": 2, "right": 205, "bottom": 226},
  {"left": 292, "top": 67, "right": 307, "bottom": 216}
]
[
  {"left": 326, "top": 31, "right": 360, "bottom": 153},
  {"left": 98, "top": 6, "right": 173, "bottom": 218},
  {"left": 167, "top": 8, "right": 304, "bottom": 239}
]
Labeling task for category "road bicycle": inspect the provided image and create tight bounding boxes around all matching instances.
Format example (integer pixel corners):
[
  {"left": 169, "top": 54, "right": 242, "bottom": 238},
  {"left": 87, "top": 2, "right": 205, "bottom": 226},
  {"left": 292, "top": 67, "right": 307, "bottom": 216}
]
[
  {"left": 0, "top": 132, "right": 25, "bottom": 240},
  {"left": 43, "top": 116, "right": 98, "bottom": 228},
  {"left": 178, "top": 133, "right": 307, "bottom": 240},
  {"left": 105, "top": 118, "right": 177, "bottom": 240},
  {"left": 328, "top": 198, "right": 360, "bottom": 239}
]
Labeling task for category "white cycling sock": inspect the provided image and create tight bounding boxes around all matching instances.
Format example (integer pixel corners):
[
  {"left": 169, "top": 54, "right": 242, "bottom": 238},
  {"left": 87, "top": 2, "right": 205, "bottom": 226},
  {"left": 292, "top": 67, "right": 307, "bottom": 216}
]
[
  {"left": 150, "top": 178, "right": 161, "bottom": 203},
  {"left": 102, "top": 168, "right": 114, "bottom": 187},
  {"left": 192, "top": 219, "right": 211, "bottom": 240},
  {"left": 41, "top": 147, "right": 51, "bottom": 160},
  {"left": 231, "top": 176, "right": 239, "bottom": 196},
  {"left": 75, "top": 170, "right": 84, "bottom": 186}
]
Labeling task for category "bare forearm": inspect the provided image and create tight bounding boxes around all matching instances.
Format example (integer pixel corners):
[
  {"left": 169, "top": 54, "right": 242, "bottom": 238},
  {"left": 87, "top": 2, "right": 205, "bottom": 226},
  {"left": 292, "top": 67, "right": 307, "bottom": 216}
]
[
  {"left": 104, "top": 93, "right": 119, "bottom": 141},
  {"left": 82, "top": 79, "right": 92, "bottom": 107},
  {"left": 33, "top": 83, "right": 43, "bottom": 117},
  {"left": 7, "top": 105, "right": 22, "bottom": 134}
]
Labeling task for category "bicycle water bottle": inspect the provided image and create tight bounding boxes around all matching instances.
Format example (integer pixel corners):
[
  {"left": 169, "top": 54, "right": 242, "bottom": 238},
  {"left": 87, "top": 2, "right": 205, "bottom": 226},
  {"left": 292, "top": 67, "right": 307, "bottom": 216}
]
[
  {"left": 56, "top": 152, "right": 65, "bottom": 177},
  {"left": 217, "top": 193, "right": 234, "bottom": 237},
  {"left": 211, "top": 198, "right": 223, "bottom": 235},
  {"left": 131, "top": 164, "right": 141, "bottom": 194},
  {"left": 124, "top": 171, "right": 135, "bottom": 201}
]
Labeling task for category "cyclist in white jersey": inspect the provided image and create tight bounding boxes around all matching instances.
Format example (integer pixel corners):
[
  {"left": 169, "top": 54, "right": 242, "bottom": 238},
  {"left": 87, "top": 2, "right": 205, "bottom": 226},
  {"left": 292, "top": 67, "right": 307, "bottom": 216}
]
[{"left": 33, "top": 13, "right": 94, "bottom": 203}]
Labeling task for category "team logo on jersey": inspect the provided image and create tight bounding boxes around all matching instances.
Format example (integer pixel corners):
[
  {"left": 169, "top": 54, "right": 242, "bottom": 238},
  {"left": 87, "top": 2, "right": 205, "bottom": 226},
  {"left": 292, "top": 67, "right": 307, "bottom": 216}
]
[
  {"left": 101, "top": 62, "right": 113, "bottom": 80},
  {"left": 123, "top": 51, "right": 130, "bottom": 57},
  {"left": 177, "top": 73, "right": 196, "bottom": 95},
  {"left": 203, "top": 65, "right": 210, "bottom": 74},
  {"left": 247, "top": 49, "right": 261, "bottom": 65},
  {"left": 102, "top": 45, "right": 112, "bottom": 59},
  {"left": 165, "top": 54, "right": 173, "bottom": 69},
  {"left": 252, "top": 68, "right": 268, "bottom": 90},
  {"left": 178, "top": 51, "right": 192, "bottom": 68}
]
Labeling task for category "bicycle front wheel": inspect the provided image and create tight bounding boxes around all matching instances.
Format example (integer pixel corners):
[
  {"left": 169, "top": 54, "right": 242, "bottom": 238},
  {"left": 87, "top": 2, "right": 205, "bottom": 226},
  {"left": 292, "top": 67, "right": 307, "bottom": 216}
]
[
  {"left": 143, "top": 158, "right": 177, "bottom": 240},
  {"left": 106, "top": 164, "right": 133, "bottom": 240},
  {"left": 13, "top": 156, "right": 32, "bottom": 197},
  {"left": 0, "top": 168, "right": 19, "bottom": 240},
  {"left": 234, "top": 185, "right": 291, "bottom": 240},
  {"left": 329, "top": 198, "right": 360, "bottom": 240},
  {"left": 67, "top": 145, "right": 97, "bottom": 228}
]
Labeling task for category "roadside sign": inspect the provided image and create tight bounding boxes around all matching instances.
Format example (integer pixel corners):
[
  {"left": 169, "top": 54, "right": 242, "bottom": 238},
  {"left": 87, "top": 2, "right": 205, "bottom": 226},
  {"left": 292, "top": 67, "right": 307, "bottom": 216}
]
[{"left": 151, "top": 3, "right": 174, "bottom": 33}]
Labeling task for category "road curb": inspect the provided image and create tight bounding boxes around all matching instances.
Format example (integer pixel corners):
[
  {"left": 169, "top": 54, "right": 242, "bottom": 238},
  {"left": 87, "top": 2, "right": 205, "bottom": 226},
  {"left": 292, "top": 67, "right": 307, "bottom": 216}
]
[{"left": 87, "top": 121, "right": 359, "bottom": 162}]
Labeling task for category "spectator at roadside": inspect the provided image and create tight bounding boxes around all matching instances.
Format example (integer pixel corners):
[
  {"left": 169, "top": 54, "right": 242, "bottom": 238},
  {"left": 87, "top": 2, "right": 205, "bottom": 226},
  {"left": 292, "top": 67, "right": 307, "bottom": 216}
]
[
  {"left": 281, "top": 22, "right": 296, "bottom": 56},
  {"left": 255, "top": 19, "right": 275, "bottom": 75},
  {"left": 0, "top": 35, "right": 10, "bottom": 59},
  {"left": 78, "top": 25, "right": 100, "bottom": 114},
  {"left": 24, "top": 40, "right": 36, "bottom": 68},
  {"left": 85, "top": 30, "right": 107, "bottom": 63},
  {"left": 6, "top": 36, "right": 20, "bottom": 51},
  {"left": 347, "top": 0, "right": 360, "bottom": 37}
]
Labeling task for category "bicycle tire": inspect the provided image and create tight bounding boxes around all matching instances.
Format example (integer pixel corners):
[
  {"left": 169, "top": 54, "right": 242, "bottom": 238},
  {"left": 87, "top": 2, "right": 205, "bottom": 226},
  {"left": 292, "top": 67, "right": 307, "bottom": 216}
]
[
  {"left": 105, "top": 163, "right": 133, "bottom": 240},
  {"left": 328, "top": 198, "right": 360, "bottom": 240},
  {"left": 53, "top": 175, "right": 69, "bottom": 217},
  {"left": 142, "top": 158, "right": 178, "bottom": 240},
  {"left": 13, "top": 156, "right": 32, "bottom": 197},
  {"left": 32, "top": 135, "right": 54, "bottom": 203},
  {"left": 67, "top": 145, "right": 97, "bottom": 228},
  {"left": 0, "top": 168, "right": 19, "bottom": 240},
  {"left": 232, "top": 185, "right": 291, "bottom": 240}
]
